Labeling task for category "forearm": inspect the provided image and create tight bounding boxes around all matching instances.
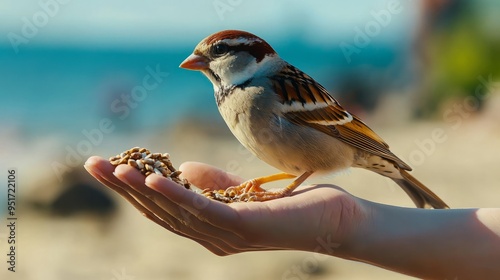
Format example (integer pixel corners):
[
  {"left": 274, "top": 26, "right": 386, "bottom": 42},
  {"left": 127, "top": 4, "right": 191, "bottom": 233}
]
[{"left": 345, "top": 203, "right": 500, "bottom": 279}]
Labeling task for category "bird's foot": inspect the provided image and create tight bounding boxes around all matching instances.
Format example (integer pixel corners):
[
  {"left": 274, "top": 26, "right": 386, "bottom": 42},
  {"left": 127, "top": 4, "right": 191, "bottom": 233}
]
[
  {"left": 202, "top": 179, "right": 272, "bottom": 203},
  {"left": 238, "top": 189, "right": 290, "bottom": 202},
  {"left": 202, "top": 172, "right": 311, "bottom": 203}
]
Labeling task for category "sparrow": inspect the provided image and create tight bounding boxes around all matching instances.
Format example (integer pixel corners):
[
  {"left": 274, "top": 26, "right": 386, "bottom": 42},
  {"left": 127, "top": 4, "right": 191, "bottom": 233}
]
[{"left": 179, "top": 30, "right": 449, "bottom": 209}]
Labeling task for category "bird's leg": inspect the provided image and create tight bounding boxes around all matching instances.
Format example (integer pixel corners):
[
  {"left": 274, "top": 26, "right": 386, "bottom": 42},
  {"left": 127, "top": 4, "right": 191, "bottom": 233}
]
[
  {"left": 242, "top": 171, "right": 313, "bottom": 201},
  {"left": 203, "top": 171, "right": 314, "bottom": 202},
  {"left": 224, "top": 172, "right": 297, "bottom": 196}
]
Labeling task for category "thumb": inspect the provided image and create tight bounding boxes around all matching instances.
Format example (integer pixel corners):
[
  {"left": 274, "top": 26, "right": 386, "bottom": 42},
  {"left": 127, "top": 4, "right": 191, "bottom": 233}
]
[{"left": 179, "top": 162, "right": 243, "bottom": 190}]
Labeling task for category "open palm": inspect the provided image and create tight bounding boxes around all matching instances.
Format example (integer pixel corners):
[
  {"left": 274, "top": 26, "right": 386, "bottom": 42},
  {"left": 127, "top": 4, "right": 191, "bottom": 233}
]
[{"left": 85, "top": 156, "right": 363, "bottom": 256}]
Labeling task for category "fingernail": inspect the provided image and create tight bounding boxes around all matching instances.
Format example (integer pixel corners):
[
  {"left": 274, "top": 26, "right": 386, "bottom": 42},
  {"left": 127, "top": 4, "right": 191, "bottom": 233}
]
[{"left": 83, "top": 162, "right": 102, "bottom": 177}]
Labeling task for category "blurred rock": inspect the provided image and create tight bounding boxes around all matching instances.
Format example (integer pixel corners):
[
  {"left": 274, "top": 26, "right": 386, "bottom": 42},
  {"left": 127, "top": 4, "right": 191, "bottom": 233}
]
[{"left": 30, "top": 167, "right": 116, "bottom": 218}]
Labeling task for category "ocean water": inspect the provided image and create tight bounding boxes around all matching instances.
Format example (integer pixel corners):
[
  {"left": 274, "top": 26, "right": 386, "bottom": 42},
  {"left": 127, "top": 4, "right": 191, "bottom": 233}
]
[
  {"left": 0, "top": 42, "right": 404, "bottom": 143},
  {"left": 0, "top": 46, "right": 215, "bottom": 138}
]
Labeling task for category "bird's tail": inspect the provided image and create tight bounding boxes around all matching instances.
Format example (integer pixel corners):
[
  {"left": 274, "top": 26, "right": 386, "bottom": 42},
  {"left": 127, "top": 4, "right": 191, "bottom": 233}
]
[{"left": 392, "top": 169, "right": 449, "bottom": 209}]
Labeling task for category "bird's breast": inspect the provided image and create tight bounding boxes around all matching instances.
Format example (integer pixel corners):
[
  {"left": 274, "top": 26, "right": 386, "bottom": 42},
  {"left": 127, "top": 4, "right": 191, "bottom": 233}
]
[{"left": 216, "top": 85, "right": 355, "bottom": 176}]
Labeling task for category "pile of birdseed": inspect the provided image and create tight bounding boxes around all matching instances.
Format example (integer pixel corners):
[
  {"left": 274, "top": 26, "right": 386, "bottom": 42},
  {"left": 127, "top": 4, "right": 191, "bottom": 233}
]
[
  {"left": 109, "top": 147, "right": 191, "bottom": 189},
  {"left": 202, "top": 189, "right": 238, "bottom": 203}
]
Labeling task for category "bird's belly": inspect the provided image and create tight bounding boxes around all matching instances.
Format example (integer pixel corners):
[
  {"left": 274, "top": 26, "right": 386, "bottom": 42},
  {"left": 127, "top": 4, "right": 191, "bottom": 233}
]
[{"left": 221, "top": 107, "right": 355, "bottom": 176}]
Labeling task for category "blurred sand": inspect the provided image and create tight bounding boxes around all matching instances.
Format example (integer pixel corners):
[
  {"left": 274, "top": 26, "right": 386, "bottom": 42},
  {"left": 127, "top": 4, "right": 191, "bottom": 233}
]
[{"left": 1, "top": 113, "right": 499, "bottom": 280}]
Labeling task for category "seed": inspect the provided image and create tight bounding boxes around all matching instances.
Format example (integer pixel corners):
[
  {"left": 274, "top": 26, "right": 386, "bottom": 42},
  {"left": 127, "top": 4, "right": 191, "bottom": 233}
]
[
  {"left": 108, "top": 147, "right": 191, "bottom": 190},
  {"left": 128, "top": 159, "right": 138, "bottom": 168},
  {"left": 162, "top": 167, "right": 172, "bottom": 176},
  {"left": 130, "top": 152, "right": 142, "bottom": 160},
  {"left": 164, "top": 161, "right": 175, "bottom": 172},
  {"left": 132, "top": 160, "right": 142, "bottom": 169},
  {"left": 154, "top": 168, "right": 163, "bottom": 175},
  {"left": 159, "top": 168, "right": 169, "bottom": 177},
  {"left": 182, "top": 179, "right": 190, "bottom": 189}
]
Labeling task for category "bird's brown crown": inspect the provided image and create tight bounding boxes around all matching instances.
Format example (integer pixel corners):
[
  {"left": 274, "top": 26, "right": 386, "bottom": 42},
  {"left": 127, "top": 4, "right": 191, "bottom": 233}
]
[{"left": 196, "top": 30, "right": 276, "bottom": 62}]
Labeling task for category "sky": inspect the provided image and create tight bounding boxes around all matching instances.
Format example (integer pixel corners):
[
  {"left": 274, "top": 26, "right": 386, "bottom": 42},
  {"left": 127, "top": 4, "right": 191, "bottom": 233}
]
[{"left": 0, "top": 0, "right": 420, "bottom": 49}]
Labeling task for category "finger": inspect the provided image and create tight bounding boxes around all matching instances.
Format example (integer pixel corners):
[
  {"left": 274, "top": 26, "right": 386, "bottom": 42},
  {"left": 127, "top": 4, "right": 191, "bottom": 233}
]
[
  {"left": 179, "top": 161, "right": 243, "bottom": 190},
  {"left": 86, "top": 157, "right": 257, "bottom": 254},
  {"left": 84, "top": 156, "right": 117, "bottom": 179},
  {"left": 85, "top": 157, "right": 148, "bottom": 204},
  {"left": 145, "top": 174, "right": 270, "bottom": 252},
  {"left": 139, "top": 206, "right": 228, "bottom": 256},
  {"left": 84, "top": 157, "right": 228, "bottom": 254},
  {"left": 85, "top": 157, "right": 190, "bottom": 234},
  {"left": 115, "top": 166, "right": 251, "bottom": 253},
  {"left": 145, "top": 174, "right": 244, "bottom": 234}
]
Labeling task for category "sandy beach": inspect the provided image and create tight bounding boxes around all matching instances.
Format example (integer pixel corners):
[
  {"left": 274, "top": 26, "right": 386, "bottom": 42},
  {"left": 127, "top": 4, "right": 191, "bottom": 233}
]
[{"left": 1, "top": 104, "right": 499, "bottom": 280}]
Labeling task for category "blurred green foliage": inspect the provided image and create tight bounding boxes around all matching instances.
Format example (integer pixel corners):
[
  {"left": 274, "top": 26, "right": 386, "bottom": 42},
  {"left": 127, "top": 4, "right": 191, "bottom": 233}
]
[{"left": 420, "top": 1, "right": 500, "bottom": 116}]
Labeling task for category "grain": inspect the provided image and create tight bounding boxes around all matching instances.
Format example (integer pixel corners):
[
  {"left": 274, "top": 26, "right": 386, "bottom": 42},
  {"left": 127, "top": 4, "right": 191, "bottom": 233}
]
[{"left": 109, "top": 147, "right": 191, "bottom": 189}]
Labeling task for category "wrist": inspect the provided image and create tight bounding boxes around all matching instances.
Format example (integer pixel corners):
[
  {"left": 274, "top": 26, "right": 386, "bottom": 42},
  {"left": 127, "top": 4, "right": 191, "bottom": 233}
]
[
  {"left": 342, "top": 203, "right": 500, "bottom": 278},
  {"left": 317, "top": 194, "right": 374, "bottom": 258},
  {"left": 338, "top": 199, "right": 376, "bottom": 259}
]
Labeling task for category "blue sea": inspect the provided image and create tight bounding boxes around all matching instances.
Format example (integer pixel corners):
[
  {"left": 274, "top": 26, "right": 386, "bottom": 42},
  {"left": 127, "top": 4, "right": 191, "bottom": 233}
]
[{"left": 0, "top": 41, "right": 407, "bottom": 143}]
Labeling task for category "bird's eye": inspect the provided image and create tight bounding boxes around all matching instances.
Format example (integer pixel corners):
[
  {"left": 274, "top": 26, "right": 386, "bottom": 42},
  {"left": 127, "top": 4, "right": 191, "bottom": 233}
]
[{"left": 212, "top": 43, "right": 229, "bottom": 56}]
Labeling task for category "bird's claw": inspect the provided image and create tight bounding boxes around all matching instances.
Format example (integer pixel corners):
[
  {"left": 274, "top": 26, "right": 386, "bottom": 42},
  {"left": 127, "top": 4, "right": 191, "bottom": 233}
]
[{"left": 201, "top": 180, "right": 270, "bottom": 203}]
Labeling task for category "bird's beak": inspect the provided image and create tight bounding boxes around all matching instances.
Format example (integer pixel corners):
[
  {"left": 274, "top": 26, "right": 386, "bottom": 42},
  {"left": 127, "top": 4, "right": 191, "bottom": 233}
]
[{"left": 179, "top": 54, "right": 209, "bottom": 70}]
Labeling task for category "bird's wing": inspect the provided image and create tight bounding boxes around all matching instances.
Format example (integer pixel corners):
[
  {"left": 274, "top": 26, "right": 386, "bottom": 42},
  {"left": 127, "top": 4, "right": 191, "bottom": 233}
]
[{"left": 270, "top": 64, "right": 411, "bottom": 170}]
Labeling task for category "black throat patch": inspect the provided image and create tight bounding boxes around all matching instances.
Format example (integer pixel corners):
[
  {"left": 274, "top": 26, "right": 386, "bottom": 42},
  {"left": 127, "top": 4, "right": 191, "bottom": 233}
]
[{"left": 215, "top": 79, "right": 252, "bottom": 106}]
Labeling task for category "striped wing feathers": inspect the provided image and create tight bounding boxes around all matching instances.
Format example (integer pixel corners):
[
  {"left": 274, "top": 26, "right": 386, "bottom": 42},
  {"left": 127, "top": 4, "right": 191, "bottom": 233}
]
[{"left": 270, "top": 64, "right": 411, "bottom": 170}]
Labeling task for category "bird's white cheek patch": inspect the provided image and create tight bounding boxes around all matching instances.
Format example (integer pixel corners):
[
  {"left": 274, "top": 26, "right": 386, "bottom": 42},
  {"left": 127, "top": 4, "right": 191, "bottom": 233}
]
[
  {"left": 222, "top": 55, "right": 278, "bottom": 87},
  {"left": 212, "top": 84, "right": 220, "bottom": 92},
  {"left": 222, "top": 69, "right": 255, "bottom": 87}
]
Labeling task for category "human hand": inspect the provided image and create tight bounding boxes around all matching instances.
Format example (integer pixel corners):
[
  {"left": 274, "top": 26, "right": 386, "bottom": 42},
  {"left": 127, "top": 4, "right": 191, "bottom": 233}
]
[
  {"left": 84, "top": 156, "right": 368, "bottom": 256},
  {"left": 85, "top": 156, "right": 500, "bottom": 278}
]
